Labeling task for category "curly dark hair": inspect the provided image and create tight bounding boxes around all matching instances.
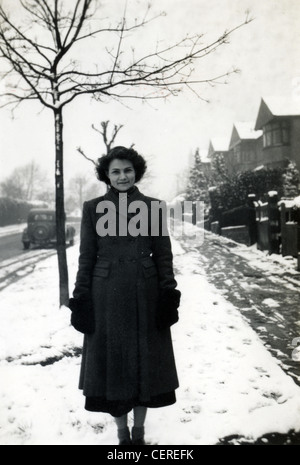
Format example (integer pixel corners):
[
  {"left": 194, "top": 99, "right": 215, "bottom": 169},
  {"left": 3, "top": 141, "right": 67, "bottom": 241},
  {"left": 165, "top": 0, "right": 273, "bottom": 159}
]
[{"left": 96, "top": 146, "right": 147, "bottom": 185}]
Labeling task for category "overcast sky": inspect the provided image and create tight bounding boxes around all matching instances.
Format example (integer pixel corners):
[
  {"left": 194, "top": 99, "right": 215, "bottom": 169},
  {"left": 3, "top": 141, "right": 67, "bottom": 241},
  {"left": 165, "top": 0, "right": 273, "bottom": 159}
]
[{"left": 0, "top": 0, "right": 299, "bottom": 200}]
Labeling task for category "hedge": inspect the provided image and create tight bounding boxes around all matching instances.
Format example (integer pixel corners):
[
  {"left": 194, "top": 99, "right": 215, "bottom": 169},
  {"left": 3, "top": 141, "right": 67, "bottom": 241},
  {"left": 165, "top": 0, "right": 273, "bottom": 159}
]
[{"left": 0, "top": 198, "right": 47, "bottom": 227}]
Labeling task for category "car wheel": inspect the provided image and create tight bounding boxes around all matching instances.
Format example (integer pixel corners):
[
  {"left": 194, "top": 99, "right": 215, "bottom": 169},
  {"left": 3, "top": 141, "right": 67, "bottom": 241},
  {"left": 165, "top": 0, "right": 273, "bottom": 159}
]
[
  {"left": 69, "top": 238, "right": 74, "bottom": 246},
  {"left": 23, "top": 241, "right": 30, "bottom": 250},
  {"left": 33, "top": 225, "right": 49, "bottom": 242}
]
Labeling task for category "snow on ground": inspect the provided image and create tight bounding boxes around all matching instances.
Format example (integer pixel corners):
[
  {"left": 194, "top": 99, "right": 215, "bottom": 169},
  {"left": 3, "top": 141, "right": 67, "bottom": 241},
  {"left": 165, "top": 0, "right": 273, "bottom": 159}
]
[
  {"left": 0, "top": 238, "right": 300, "bottom": 445},
  {"left": 206, "top": 230, "right": 299, "bottom": 276},
  {"left": 0, "top": 249, "right": 55, "bottom": 289},
  {"left": 0, "top": 223, "right": 27, "bottom": 238}
]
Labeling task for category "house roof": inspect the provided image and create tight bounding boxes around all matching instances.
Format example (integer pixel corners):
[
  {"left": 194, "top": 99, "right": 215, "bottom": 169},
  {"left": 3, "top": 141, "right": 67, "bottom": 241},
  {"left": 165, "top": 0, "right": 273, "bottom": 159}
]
[
  {"left": 263, "top": 96, "right": 300, "bottom": 116},
  {"left": 229, "top": 122, "right": 262, "bottom": 149},
  {"left": 234, "top": 122, "right": 262, "bottom": 140},
  {"left": 255, "top": 97, "right": 300, "bottom": 129},
  {"left": 209, "top": 137, "right": 229, "bottom": 153},
  {"left": 199, "top": 148, "right": 210, "bottom": 163}
]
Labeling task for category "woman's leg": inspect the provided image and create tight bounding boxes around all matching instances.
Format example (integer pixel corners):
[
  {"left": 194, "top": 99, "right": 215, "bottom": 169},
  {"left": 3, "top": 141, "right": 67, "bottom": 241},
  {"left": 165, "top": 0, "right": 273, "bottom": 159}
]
[
  {"left": 132, "top": 406, "right": 147, "bottom": 445},
  {"left": 114, "top": 414, "right": 131, "bottom": 445}
]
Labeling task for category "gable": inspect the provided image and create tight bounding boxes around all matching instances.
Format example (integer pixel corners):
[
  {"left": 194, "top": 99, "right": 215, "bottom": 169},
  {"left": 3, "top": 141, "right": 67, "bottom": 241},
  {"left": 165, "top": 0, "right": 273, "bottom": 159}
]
[
  {"left": 255, "top": 99, "right": 274, "bottom": 130},
  {"left": 229, "top": 125, "right": 240, "bottom": 149}
]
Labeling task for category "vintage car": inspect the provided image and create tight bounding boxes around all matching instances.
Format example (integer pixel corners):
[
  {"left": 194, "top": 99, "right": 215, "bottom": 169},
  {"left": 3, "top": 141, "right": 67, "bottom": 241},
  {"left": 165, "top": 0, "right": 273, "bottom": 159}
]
[{"left": 22, "top": 209, "right": 76, "bottom": 249}]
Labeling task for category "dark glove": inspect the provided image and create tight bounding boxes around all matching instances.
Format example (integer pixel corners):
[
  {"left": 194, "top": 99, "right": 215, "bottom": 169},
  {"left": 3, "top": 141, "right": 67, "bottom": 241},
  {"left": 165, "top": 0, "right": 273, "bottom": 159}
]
[
  {"left": 69, "top": 296, "right": 95, "bottom": 335},
  {"left": 157, "top": 288, "right": 181, "bottom": 330}
]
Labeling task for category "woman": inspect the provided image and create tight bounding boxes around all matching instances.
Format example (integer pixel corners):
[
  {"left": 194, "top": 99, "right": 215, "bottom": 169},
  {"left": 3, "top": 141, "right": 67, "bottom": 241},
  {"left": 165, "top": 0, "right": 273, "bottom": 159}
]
[{"left": 69, "top": 146, "right": 180, "bottom": 445}]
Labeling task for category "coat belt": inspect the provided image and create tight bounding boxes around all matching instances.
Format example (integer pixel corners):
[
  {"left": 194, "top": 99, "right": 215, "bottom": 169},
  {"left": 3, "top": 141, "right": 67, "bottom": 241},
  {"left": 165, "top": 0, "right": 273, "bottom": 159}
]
[{"left": 96, "top": 255, "right": 152, "bottom": 263}]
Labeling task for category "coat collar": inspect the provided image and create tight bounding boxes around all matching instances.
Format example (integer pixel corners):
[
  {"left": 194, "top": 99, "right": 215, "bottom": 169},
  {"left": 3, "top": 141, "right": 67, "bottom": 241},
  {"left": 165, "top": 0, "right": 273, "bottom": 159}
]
[
  {"left": 104, "top": 186, "right": 144, "bottom": 204},
  {"left": 104, "top": 186, "right": 145, "bottom": 209}
]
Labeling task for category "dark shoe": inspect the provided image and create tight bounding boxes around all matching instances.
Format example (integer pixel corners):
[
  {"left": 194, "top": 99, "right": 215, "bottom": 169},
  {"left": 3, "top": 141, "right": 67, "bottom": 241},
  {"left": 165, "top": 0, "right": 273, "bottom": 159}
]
[
  {"left": 119, "top": 438, "right": 132, "bottom": 445},
  {"left": 132, "top": 426, "right": 145, "bottom": 445},
  {"left": 132, "top": 438, "right": 145, "bottom": 445},
  {"left": 118, "top": 427, "right": 131, "bottom": 445}
]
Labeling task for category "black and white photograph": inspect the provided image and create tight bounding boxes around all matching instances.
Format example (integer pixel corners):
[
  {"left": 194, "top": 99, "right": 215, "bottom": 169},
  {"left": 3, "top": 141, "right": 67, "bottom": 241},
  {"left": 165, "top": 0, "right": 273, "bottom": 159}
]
[{"left": 0, "top": 0, "right": 300, "bottom": 447}]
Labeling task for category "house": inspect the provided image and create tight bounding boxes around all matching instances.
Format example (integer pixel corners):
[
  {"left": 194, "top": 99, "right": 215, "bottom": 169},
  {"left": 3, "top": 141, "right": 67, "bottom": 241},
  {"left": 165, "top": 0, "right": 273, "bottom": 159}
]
[
  {"left": 207, "top": 137, "right": 230, "bottom": 172},
  {"left": 228, "top": 122, "right": 263, "bottom": 173},
  {"left": 255, "top": 97, "right": 300, "bottom": 170},
  {"left": 208, "top": 137, "right": 229, "bottom": 159}
]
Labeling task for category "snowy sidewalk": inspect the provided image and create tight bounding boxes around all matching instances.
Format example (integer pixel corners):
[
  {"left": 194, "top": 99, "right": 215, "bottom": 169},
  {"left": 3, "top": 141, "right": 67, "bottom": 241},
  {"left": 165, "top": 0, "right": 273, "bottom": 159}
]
[
  {"left": 190, "top": 231, "right": 300, "bottom": 388},
  {"left": 0, "top": 239, "right": 300, "bottom": 445}
]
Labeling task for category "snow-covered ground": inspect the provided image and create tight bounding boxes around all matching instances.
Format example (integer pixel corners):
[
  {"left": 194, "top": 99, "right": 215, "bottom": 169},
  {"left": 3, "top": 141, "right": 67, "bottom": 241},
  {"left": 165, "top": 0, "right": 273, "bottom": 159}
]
[
  {"left": 0, "top": 237, "right": 300, "bottom": 445},
  {"left": 0, "top": 223, "right": 27, "bottom": 238},
  {"left": 206, "top": 230, "right": 299, "bottom": 274}
]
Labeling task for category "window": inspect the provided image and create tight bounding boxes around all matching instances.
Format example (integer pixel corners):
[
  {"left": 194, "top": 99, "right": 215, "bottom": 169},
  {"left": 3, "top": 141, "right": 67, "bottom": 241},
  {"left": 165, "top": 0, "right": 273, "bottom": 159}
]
[
  {"left": 242, "top": 151, "right": 255, "bottom": 163},
  {"left": 31, "top": 213, "right": 54, "bottom": 222},
  {"left": 234, "top": 145, "right": 241, "bottom": 163},
  {"left": 263, "top": 120, "right": 290, "bottom": 147}
]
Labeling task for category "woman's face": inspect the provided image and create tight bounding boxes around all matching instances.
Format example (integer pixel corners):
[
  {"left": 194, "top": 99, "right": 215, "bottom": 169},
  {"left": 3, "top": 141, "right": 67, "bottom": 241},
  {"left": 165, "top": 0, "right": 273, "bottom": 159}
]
[{"left": 107, "top": 158, "right": 136, "bottom": 191}]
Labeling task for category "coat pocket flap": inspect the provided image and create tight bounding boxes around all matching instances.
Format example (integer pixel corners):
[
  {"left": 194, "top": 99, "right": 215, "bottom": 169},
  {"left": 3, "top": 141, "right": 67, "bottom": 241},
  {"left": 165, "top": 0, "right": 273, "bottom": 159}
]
[
  {"left": 142, "top": 257, "right": 155, "bottom": 268},
  {"left": 142, "top": 257, "right": 157, "bottom": 277},
  {"left": 93, "top": 260, "right": 111, "bottom": 278}
]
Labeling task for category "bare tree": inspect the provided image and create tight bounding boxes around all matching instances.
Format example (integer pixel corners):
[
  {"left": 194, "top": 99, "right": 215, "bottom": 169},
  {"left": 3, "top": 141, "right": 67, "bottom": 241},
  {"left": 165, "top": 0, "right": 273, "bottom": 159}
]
[
  {"left": 0, "top": 0, "right": 251, "bottom": 305},
  {"left": 77, "top": 120, "right": 154, "bottom": 193},
  {"left": 77, "top": 120, "right": 126, "bottom": 194},
  {"left": 0, "top": 160, "right": 51, "bottom": 201},
  {"left": 66, "top": 173, "right": 100, "bottom": 212},
  {"left": 77, "top": 120, "right": 126, "bottom": 167},
  {"left": 92, "top": 121, "right": 125, "bottom": 155}
]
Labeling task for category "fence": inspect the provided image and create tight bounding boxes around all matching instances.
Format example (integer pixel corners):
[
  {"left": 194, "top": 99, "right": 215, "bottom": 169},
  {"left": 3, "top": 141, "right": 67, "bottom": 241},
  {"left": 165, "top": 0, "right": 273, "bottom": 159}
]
[
  {"left": 219, "top": 201, "right": 257, "bottom": 246},
  {"left": 207, "top": 191, "right": 300, "bottom": 269}
]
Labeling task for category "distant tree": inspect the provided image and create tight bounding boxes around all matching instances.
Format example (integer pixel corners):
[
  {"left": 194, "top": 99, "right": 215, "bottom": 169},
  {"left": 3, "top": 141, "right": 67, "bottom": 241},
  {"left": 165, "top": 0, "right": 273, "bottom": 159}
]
[
  {"left": 0, "top": 197, "right": 39, "bottom": 226},
  {"left": 210, "top": 153, "right": 230, "bottom": 185},
  {"left": 282, "top": 160, "right": 300, "bottom": 198},
  {"left": 186, "top": 148, "right": 209, "bottom": 202},
  {"left": 0, "top": 160, "right": 52, "bottom": 201},
  {"left": 66, "top": 173, "right": 102, "bottom": 211},
  {"left": 0, "top": 177, "right": 23, "bottom": 199},
  {"left": 175, "top": 168, "right": 189, "bottom": 197}
]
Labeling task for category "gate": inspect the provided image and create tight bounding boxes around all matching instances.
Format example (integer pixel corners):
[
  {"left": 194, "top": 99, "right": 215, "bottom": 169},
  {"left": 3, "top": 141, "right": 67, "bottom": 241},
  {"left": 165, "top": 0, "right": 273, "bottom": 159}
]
[
  {"left": 255, "top": 193, "right": 280, "bottom": 254},
  {"left": 280, "top": 203, "right": 300, "bottom": 258}
]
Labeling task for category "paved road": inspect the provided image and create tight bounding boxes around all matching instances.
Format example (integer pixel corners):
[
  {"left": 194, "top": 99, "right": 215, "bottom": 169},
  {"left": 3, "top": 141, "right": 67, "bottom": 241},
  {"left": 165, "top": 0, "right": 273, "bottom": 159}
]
[
  {"left": 0, "top": 221, "right": 80, "bottom": 290},
  {"left": 0, "top": 221, "right": 81, "bottom": 264},
  {"left": 0, "top": 232, "right": 25, "bottom": 262}
]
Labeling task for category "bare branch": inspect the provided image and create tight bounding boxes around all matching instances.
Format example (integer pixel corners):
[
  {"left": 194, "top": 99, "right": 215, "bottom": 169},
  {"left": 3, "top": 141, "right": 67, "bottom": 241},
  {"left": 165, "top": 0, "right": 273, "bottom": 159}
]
[
  {"left": 0, "top": 4, "right": 53, "bottom": 65},
  {"left": 52, "top": 0, "right": 62, "bottom": 50},
  {"left": 72, "top": 10, "right": 166, "bottom": 44},
  {"left": 110, "top": 13, "right": 126, "bottom": 85},
  {"left": 62, "top": 0, "right": 86, "bottom": 47},
  {"left": 0, "top": 0, "right": 252, "bottom": 113},
  {"left": 51, "top": 0, "right": 93, "bottom": 73},
  {"left": 91, "top": 120, "right": 124, "bottom": 149},
  {"left": 76, "top": 146, "right": 97, "bottom": 165},
  {"left": 19, "top": 0, "right": 54, "bottom": 31}
]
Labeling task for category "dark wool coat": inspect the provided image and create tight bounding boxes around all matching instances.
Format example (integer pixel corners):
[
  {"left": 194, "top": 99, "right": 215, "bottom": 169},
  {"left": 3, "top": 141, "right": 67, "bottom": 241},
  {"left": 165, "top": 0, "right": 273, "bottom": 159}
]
[{"left": 72, "top": 187, "right": 179, "bottom": 412}]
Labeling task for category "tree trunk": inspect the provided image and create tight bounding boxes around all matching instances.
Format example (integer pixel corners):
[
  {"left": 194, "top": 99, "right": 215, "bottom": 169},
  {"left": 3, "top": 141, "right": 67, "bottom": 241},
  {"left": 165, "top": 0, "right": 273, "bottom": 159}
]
[{"left": 54, "top": 108, "right": 69, "bottom": 306}]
